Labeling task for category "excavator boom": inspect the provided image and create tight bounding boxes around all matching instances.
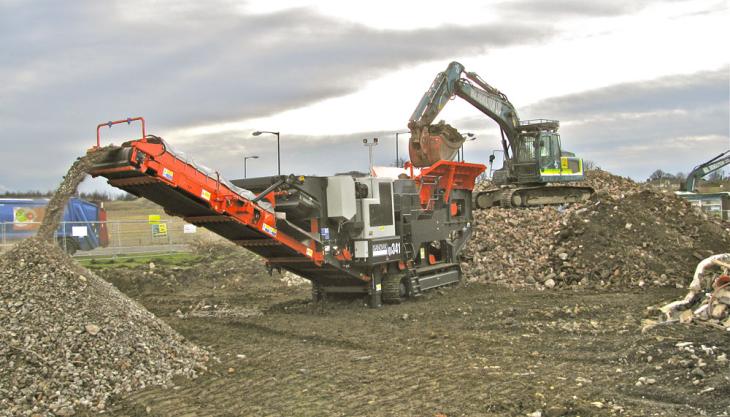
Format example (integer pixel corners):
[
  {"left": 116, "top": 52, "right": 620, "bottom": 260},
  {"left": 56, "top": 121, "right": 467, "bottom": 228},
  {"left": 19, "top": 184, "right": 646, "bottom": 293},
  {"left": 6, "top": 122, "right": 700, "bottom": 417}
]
[
  {"left": 685, "top": 150, "right": 730, "bottom": 192},
  {"left": 408, "top": 62, "right": 519, "bottom": 166}
]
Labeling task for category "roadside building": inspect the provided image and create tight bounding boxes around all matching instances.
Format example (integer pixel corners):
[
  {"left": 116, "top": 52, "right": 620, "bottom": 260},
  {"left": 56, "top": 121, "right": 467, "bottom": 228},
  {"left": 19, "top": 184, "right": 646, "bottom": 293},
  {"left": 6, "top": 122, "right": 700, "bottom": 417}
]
[{"left": 676, "top": 191, "right": 730, "bottom": 220}]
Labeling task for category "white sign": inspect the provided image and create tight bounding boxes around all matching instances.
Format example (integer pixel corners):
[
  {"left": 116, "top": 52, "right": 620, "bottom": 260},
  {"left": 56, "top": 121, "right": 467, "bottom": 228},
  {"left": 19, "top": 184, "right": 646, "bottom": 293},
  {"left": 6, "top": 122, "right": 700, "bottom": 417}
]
[
  {"left": 371, "top": 242, "right": 400, "bottom": 257},
  {"left": 71, "top": 226, "right": 88, "bottom": 237},
  {"left": 183, "top": 224, "right": 197, "bottom": 234}
]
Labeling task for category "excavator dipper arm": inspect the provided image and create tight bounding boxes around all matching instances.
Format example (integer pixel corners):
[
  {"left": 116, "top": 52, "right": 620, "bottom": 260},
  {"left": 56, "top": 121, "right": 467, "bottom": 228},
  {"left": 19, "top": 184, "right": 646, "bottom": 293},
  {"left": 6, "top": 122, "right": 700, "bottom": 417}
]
[{"left": 408, "top": 62, "right": 520, "bottom": 167}]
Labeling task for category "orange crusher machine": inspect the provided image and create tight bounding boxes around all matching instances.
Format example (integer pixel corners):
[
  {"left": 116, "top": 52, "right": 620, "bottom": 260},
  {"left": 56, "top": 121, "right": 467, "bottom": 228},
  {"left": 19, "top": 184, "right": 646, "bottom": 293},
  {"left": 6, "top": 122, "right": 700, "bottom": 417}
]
[{"left": 89, "top": 118, "right": 485, "bottom": 307}]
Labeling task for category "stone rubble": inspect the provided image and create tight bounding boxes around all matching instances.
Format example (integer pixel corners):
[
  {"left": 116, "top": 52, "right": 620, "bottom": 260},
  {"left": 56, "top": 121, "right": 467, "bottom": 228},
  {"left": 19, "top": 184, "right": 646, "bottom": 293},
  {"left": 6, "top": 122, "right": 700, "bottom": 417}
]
[
  {"left": 0, "top": 240, "right": 210, "bottom": 416},
  {"left": 0, "top": 150, "right": 209, "bottom": 416},
  {"left": 463, "top": 170, "right": 730, "bottom": 290}
]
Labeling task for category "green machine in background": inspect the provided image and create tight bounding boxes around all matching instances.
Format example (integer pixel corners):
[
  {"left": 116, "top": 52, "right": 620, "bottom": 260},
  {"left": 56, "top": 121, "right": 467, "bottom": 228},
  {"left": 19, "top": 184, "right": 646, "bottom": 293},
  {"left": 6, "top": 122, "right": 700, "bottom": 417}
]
[{"left": 408, "top": 61, "right": 594, "bottom": 208}]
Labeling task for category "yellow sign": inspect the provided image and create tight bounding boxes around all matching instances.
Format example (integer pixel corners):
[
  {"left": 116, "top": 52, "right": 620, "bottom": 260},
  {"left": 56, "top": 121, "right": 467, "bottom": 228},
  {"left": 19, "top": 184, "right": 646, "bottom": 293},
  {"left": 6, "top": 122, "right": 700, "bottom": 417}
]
[
  {"left": 262, "top": 223, "right": 277, "bottom": 237},
  {"left": 148, "top": 214, "right": 161, "bottom": 224},
  {"left": 201, "top": 189, "right": 211, "bottom": 201},
  {"left": 152, "top": 223, "right": 168, "bottom": 237},
  {"left": 162, "top": 168, "right": 174, "bottom": 181}
]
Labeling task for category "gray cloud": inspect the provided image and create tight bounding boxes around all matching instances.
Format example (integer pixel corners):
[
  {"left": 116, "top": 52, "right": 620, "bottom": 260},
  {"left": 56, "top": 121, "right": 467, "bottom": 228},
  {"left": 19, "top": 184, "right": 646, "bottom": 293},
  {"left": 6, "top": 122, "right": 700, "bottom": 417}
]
[
  {"left": 2, "top": 1, "right": 726, "bottom": 192},
  {"left": 500, "top": 0, "right": 691, "bottom": 19},
  {"left": 525, "top": 68, "right": 729, "bottom": 117},
  {"left": 0, "top": 0, "right": 554, "bottom": 190},
  {"left": 172, "top": 130, "right": 403, "bottom": 180},
  {"left": 520, "top": 68, "right": 730, "bottom": 180},
  {"left": 77, "top": 66, "right": 730, "bottom": 193}
]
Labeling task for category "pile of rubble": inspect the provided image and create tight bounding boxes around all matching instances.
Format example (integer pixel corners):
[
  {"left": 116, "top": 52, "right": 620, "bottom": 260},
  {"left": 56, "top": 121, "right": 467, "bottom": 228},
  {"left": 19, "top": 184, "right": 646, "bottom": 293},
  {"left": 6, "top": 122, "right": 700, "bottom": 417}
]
[
  {"left": 551, "top": 189, "right": 729, "bottom": 288},
  {"left": 0, "top": 151, "right": 209, "bottom": 416},
  {"left": 463, "top": 170, "right": 730, "bottom": 289},
  {"left": 0, "top": 240, "right": 209, "bottom": 415},
  {"left": 463, "top": 205, "right": 569, "bottom": 287}
]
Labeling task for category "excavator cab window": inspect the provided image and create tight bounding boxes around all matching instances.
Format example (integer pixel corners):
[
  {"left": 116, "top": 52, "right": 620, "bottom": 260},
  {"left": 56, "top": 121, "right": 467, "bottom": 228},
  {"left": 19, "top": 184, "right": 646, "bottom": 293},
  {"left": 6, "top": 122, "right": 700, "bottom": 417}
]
[
  {"left": 517, "top": 136, "right": 536, "bottom": 163},
  {"left": 539, "top": 133, "right": 562, "bottom": 170}
]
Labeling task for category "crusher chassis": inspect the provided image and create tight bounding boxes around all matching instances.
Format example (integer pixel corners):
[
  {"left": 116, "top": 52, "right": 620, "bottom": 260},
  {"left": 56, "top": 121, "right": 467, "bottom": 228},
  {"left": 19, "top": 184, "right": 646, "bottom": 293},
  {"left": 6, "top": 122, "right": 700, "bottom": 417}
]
[{"left": 89, "top": 118, "right": 485, "bottom": 307}]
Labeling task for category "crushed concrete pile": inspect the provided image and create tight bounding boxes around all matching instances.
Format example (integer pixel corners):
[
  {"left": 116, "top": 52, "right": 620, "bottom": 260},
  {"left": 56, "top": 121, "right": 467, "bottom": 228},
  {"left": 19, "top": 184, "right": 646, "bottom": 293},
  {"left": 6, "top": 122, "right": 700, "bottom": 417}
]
[
  {"left": 464, "top": 170, "right": 730, "bottom": 289},
  {"left": 463, "top": 205, "right": 570, "bottom": 288},
  {"left": 0, "top": 151, "right": 209, "bottom": 416},
  {"left": 551, "top": 190, "right": 729, "bottom": 288},
  {"left": 578, "top": 168, "right": 639, "bottom": 195}
]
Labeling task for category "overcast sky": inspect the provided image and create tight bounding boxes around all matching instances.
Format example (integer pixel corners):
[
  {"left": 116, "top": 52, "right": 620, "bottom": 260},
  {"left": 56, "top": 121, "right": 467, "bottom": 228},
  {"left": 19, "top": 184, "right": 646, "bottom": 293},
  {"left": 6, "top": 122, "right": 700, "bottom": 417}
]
[{"left": 1, "top": 0, "right": 728, "bottom": 193}]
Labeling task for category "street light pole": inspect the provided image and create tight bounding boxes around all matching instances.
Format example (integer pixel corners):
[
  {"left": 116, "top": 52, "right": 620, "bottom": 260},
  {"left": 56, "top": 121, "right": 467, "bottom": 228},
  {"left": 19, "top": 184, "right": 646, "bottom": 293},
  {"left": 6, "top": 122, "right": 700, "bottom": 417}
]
[
  {"left": 243, "top": 155, "right": 258, "bottom": 178},
  {"left": 363, "top": 138, "right": 379, "bottom": 174},
  {"left": 252, "top": 131, "right": 281, "bottom": 175},
  {"left": 394, "top": 131, "right": 409, "bottom": 168},
  {"left": 488, "top": 149, "right": 504, "bottom": 178},
  {"left": 460, "top": 132, "right": 476, "bottom": 163}
]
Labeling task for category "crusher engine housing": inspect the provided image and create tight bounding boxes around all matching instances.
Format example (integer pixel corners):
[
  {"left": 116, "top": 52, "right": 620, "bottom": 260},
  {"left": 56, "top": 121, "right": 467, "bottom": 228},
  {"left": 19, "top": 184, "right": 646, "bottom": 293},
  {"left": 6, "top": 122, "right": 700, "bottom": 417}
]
[{"left": 89, "top": 118, "right": 485, "bottom": 307}]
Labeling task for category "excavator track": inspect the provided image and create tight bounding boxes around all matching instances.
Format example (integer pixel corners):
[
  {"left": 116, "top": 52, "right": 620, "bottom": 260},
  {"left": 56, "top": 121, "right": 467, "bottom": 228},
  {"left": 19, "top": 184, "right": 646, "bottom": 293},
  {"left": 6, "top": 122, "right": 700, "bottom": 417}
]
[
  {"left": 499, "top": 189, "right": 516, "bottom": 208},
  {"left": 475, "top": 186, "right": 594, "bottom": 209},
  {"left": 382, "top": 273, "right": 407, "bottom": 304}
]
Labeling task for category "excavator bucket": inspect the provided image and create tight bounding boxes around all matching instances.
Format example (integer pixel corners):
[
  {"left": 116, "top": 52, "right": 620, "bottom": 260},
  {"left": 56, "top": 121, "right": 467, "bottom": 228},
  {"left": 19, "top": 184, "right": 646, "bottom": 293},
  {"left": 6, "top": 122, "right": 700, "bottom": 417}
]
[{"left": 408, "top": 122, "right": 465, "bottom": 167}]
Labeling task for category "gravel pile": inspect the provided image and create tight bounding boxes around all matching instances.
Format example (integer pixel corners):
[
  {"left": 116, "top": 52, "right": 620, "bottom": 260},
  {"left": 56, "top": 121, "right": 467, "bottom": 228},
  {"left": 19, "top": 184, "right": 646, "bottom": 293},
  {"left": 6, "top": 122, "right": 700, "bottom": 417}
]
[
  {"left": 464, "top": 170, "right": 730, "bottom": 289},
  {"left": 0, "top": 151, "right": 209, "bottom": 416},
  {"left": 550, "top": 190, "right": 729, "bottom": 288},
  {"left": 37, "top": 150, "right": 112, "bottom": 241}
]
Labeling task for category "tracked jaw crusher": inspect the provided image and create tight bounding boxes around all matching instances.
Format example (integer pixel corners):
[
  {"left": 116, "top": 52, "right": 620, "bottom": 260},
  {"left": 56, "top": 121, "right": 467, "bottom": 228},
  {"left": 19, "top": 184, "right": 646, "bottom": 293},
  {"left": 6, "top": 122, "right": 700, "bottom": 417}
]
[{"left": 89, "top": 118, "right": 485, "bottom": 307}]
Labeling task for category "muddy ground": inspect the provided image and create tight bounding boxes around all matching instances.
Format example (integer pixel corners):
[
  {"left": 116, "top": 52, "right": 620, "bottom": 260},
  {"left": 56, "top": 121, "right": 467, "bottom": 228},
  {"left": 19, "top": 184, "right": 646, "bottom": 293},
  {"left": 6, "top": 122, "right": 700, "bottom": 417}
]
[{"left": 85, "top": 249, "right": 730, "bottom": 417}]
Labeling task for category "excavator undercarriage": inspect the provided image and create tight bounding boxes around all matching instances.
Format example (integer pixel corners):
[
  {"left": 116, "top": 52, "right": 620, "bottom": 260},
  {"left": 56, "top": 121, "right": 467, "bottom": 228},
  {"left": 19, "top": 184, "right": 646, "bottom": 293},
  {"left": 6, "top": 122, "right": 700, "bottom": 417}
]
[{"left": 474, "top": 185, "right": 595, "bottom": 209}]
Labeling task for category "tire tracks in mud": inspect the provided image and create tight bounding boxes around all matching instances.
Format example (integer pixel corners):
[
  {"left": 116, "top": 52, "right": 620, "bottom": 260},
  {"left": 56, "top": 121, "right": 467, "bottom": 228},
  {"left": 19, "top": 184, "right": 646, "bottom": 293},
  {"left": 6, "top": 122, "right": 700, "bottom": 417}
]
[{"left": 103, "top": 284, "right": 727, "bottom": 417}]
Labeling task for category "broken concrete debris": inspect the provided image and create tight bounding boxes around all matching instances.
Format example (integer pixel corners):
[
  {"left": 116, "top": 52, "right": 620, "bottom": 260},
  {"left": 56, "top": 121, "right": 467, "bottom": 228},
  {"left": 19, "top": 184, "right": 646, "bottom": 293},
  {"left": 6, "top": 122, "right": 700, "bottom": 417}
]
[
  {"left": 655, "top": 254, "right": 730, "bottom": 331},
  {"left": 463, "top": 170, "right": 730, "bottom": 290}
]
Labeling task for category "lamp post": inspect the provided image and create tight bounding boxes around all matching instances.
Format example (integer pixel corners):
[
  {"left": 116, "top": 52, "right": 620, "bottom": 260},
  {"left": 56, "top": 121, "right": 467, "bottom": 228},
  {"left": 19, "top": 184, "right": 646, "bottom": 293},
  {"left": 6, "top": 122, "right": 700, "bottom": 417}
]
[
  {"left": 252, "top": 130, "right": 280, "bottom": 175},
  {"left": 363, "top": 138, "right": 379, "bottom": 174},
  {"left": 459, "top": 132, "right": 476, "bottom": 162},
  {"left": 488, "top": 149, "right": 504, "bottom": 178},
  {"left": 394, "top": 131, "right": 409, "bottom": 167},
  {"left": 243, "top": 155, "right": 258, "bottom": 178}
]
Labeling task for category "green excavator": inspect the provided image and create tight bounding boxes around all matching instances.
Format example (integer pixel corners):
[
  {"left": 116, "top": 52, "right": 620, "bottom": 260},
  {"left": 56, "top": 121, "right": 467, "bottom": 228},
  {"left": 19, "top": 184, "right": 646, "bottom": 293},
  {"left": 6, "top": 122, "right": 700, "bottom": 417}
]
[{"left": 408, "top": 61, "right": 594, "bottom": 208}]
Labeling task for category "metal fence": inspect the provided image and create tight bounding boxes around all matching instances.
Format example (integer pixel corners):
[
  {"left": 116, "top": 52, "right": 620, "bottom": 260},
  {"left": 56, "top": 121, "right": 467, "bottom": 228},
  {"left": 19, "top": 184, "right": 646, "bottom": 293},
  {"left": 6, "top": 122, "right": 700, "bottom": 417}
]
[{"left": 0, "top": 219, "right": 214, "bottom": 257}]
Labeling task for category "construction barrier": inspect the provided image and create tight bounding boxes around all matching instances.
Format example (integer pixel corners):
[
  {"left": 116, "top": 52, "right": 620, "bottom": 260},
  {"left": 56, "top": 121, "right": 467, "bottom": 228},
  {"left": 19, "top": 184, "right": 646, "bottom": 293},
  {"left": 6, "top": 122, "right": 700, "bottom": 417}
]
[{"left": 0, "top": 219, "right": 217, "bottom": 257}]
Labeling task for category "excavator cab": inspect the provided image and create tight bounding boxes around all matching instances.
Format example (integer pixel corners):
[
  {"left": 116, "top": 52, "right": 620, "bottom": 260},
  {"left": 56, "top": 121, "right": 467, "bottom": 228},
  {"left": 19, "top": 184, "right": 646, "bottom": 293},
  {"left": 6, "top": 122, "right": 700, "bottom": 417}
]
[
  {"left": 539, "top": 133, "right": 562, "bottom": 171},
  {"left": 509, "top": 120, "right": 585, "bottom": 185},
  {"left": 410, "top": 61, "right": 594, "bottom": 208},
  {"left": 538, "top": 131, "right": 586, "bottom": 183}
]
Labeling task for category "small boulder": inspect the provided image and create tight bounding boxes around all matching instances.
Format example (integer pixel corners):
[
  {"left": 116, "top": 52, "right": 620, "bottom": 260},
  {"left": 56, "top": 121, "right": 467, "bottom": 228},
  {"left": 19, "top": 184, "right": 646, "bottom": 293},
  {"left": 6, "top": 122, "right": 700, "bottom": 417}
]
[{"left": 85, "top": 324, "right": 101, "bottom": 336}]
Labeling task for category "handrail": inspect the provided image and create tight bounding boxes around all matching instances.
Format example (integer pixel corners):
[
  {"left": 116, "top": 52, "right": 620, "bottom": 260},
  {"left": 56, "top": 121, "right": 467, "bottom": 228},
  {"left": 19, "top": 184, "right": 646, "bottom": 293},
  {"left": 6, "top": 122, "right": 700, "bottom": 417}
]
[{"left": 96, "top": 117, "right": 146, "bottom": 147}]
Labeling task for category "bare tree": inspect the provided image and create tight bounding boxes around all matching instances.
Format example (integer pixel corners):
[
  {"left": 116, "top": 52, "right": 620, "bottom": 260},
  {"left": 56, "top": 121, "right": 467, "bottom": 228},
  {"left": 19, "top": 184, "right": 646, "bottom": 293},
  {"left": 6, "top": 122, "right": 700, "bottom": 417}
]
[{"left": 647, "top": 169, "right": 672, "bottom": 182}]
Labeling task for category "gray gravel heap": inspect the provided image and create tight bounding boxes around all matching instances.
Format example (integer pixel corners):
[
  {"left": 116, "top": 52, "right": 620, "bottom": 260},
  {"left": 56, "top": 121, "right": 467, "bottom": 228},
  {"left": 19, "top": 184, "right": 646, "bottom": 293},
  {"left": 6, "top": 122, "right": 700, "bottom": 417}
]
[
  {"left": 0, "top": 238, "right": 209, "bottom": 416},
  {"left": 1, "top": 149, "right": 209, "bottom": 416}
]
